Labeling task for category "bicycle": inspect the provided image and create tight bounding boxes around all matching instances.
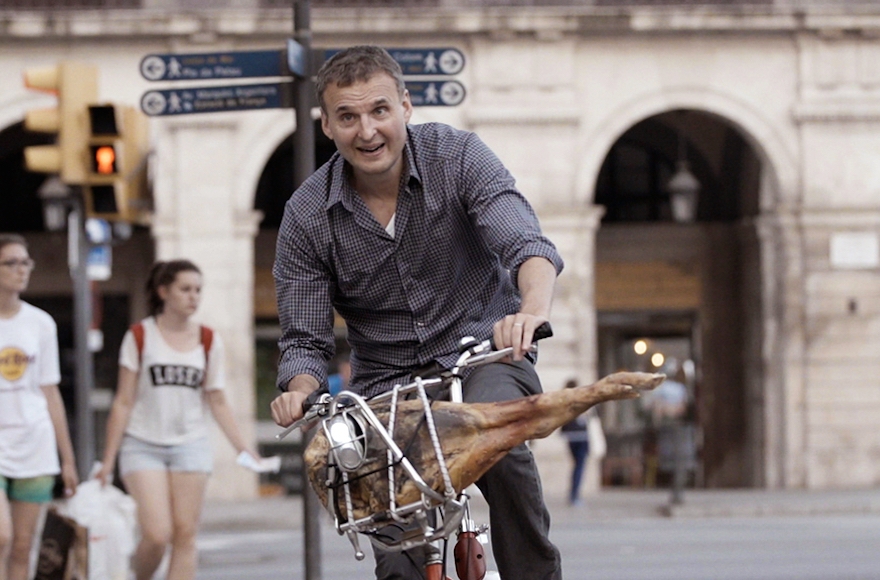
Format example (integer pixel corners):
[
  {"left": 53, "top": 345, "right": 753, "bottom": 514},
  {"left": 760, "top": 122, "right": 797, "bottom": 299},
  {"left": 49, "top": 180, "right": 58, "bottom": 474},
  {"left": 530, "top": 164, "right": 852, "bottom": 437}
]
[
  {"left": 277, "top": 324, "right": 665, "bottom": 580},
  {"left": 277, "top": 322, "right": 555, "bottom": 580}
]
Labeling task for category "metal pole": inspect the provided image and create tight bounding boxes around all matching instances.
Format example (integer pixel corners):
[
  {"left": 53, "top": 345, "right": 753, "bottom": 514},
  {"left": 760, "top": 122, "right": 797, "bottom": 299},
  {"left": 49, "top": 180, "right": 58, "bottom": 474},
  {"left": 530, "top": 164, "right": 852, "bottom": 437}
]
[
  {"left": 68, "top": 194, "right": 95, "bottom": 480},
  {"left": 293, "top": 2, "right": 320, "bottom": 579},
  {"left": 294, "top": 0, "right": 315, "bottom": 188}
]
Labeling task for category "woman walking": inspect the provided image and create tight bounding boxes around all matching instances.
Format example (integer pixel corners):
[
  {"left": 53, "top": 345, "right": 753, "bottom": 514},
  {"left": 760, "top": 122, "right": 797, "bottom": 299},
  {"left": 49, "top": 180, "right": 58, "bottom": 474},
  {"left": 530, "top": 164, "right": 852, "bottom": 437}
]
[
  {"left": 96, "top": 259, "right": 258, "bottom": 580},
  {"left": 560, "top": 379, "right": 590, "bottom": 505},
  {"left": 0, "top": 233, "right": 78, "bottom": 580}
]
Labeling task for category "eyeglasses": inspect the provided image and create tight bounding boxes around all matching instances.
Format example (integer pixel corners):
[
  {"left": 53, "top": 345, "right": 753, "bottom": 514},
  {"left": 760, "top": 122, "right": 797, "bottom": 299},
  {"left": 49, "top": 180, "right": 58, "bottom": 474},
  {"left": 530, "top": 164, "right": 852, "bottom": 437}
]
[{"left": 0, "top": 258, "right": 35, "bottom": 270}]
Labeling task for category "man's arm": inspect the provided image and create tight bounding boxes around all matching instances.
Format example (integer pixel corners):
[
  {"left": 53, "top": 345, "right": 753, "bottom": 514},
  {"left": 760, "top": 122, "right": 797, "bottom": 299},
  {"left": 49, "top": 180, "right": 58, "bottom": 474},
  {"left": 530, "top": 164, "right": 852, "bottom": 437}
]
[
  {"left": 493, "top": 256, "right": 558, "bottom": 360},
  {"left": 272, "top": 198, "right": 336, "bottom": 426},
  {"left": 454, "top": 134, "right": 562, "bottom": 359}
]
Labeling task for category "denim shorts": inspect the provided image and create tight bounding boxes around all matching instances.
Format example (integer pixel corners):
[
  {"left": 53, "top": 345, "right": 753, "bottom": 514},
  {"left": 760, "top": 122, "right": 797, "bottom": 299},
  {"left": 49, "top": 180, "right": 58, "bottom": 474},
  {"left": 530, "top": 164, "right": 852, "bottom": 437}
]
[
  {"left": 0, "top": 474, "right": 55, "bottom": 503},
  {"left": 118, "top": 434, "right": 213, "bottom": 476}
]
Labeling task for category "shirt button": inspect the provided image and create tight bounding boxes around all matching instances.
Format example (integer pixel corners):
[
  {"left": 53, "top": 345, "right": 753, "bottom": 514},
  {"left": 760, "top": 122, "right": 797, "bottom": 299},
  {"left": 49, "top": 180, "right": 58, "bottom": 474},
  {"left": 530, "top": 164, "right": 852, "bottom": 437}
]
[{"left": 416, "top": 321, "right": 426, "bottom": 327}]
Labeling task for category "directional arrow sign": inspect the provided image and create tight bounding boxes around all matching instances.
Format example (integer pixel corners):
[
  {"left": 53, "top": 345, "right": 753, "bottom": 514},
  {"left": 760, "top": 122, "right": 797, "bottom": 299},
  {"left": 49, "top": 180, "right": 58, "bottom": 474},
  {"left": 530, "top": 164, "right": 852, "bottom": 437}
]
[
  {"left": 320, "top": 47, "right": 465, "bottom": 77},
  {"left": 140, "top": 82, "right": 292, "bottom": 117},
  {"left": 140, "top": 50, "right": 286, "bottom": 82},
  {"left": 407, "top": 80, "right": 466, "bottom": 107}
]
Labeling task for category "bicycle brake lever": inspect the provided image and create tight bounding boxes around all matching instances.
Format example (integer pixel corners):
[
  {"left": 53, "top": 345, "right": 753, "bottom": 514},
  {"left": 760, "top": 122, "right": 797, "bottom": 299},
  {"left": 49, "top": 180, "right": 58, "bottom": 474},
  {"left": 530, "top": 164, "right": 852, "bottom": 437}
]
[{"left": 275, "top": 392, "right": 332, "bottom": 440}]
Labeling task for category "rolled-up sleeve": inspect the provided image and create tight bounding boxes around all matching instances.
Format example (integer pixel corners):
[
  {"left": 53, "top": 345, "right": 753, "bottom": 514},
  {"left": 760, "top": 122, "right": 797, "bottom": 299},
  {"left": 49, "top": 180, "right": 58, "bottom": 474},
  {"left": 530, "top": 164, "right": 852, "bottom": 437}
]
[
  {"left": 273, "top": 202, "right": 336, "bottom": 391},
  {"left": 458, "top": 132, "right": 564, "bottom": 284}
]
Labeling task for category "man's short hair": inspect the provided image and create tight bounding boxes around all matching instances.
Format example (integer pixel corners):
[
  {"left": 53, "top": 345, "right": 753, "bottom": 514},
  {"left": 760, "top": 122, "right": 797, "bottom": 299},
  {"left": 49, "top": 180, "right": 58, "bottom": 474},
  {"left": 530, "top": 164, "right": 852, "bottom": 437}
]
[{"left": 315, "top": 45, "right": 406, "bottom": 111}]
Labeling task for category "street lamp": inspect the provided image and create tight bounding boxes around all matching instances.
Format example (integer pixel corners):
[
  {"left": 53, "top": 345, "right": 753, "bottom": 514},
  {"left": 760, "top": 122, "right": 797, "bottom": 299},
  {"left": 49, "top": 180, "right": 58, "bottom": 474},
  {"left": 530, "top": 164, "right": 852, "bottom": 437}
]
[{"left": 667, "top": 132, "right": 700, "bottom": 223}]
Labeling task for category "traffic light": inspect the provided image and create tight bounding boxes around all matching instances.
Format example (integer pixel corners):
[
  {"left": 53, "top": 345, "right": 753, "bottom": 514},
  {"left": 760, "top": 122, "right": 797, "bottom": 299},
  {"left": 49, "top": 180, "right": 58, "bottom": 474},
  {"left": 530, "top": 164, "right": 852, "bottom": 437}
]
[
  {"left": 83, "top": 104, "right": 151, "bottom": 223},
  {"left": 23, "top": 62, "right": 98, "bottom": 184}
]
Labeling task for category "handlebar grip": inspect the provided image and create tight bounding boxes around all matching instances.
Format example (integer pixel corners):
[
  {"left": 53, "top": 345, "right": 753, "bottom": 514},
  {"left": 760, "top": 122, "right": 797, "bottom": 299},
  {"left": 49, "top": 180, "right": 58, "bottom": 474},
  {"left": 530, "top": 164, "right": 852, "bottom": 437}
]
[
  {"left": 488, "top": 321, "right": 554, "bottom": 350},
  {"left": 533, "top": 321, "right": 554, "bottom": 341}
]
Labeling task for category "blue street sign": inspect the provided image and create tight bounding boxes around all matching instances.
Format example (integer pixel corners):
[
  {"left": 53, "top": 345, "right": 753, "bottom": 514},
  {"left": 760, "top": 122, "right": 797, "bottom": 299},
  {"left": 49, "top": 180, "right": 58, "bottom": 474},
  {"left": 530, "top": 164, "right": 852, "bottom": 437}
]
[
  {"left": 407, "top": 80, "right": 466, "bottom": 107},
  {"left": 321, "top": 47, "right": 465, "bottom": 77},
  {"left": 140, "top": 50, "right": 286, "bottom": 82},
  {"left": 140, "top": 82, "right": 292, "bottom": 116},
  {"left": 87, "top": 244, "right": 111, "bottom": 281}
]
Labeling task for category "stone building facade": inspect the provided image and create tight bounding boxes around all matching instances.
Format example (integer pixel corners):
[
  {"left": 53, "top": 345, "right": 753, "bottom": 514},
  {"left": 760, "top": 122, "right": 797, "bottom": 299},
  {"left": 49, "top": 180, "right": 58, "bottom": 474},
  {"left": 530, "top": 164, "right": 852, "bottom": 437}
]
[{"left": 2, "top": 0, "right": 880, "bottom": 498}]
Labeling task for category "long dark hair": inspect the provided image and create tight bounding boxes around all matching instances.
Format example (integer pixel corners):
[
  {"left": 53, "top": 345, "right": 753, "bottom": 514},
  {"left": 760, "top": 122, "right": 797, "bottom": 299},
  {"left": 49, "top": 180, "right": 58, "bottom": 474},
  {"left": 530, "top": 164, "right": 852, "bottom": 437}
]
[{"left": 146, "top": 259, "right": 201, "bottom": 316}]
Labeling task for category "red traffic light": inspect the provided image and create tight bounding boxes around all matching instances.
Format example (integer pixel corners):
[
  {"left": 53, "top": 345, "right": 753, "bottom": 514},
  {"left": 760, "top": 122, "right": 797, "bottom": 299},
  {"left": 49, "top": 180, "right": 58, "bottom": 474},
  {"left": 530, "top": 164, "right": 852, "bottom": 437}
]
[{"left": 91, "top": 145, "right": 117, "bottom": 175}]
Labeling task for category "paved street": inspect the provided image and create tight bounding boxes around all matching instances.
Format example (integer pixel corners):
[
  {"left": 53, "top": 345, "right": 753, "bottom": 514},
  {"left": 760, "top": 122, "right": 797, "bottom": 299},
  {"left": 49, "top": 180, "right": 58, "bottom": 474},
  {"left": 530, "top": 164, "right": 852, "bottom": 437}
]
[{"left": 194, "top": 489, "right": 880, "bottom": 580}]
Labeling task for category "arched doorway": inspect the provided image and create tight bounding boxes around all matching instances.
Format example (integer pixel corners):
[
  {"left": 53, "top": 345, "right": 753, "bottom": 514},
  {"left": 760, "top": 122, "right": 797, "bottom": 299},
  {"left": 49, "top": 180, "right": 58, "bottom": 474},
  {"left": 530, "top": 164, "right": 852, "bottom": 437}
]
[{"left": 594, "top": 109, "right": 764, "bottom": 489}]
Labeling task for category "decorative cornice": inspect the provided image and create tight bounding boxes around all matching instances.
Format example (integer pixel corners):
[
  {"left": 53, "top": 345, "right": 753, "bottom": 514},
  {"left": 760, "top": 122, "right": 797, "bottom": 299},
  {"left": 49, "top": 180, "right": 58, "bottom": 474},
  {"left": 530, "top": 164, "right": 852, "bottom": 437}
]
[
  {"left": 793, "top": 101, "right": 880, "bottom": 123},
  {"left": 464, "top": 106, "right": 580, "bottom": 126}
]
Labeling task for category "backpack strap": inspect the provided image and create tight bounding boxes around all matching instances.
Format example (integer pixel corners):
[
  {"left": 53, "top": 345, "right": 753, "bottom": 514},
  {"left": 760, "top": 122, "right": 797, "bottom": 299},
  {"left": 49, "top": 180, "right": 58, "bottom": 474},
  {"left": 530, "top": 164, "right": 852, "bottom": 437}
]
[
  {"left": 200, "top": 325, "right": 214, "bottom": 386},
  {"left": 132, "top": 322, "right": 214, "bottom": 385},
  {"left": 130, "top": 322, "right": 146, "bottom": 367}
]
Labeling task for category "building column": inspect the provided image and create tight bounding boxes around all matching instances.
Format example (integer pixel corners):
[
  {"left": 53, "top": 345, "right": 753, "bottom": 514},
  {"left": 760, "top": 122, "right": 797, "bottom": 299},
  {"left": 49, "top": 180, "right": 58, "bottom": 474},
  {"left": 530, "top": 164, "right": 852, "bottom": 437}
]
[
  {"left": 535, "top": 204, "right": 605, "bottom": 496},
  {"left": 756, "top": 211, "right": 807, "bottom": 489},
  {"left": 152, "top": 117, "right": 261, "bottom": 499}
]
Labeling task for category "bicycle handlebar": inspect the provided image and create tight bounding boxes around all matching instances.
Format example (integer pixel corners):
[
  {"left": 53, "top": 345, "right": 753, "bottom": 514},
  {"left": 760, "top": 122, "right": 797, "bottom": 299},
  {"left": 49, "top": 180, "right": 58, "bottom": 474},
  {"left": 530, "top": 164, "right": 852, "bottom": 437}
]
[{"left": 276, "top": 322, "right": 553, "bottom": 440}]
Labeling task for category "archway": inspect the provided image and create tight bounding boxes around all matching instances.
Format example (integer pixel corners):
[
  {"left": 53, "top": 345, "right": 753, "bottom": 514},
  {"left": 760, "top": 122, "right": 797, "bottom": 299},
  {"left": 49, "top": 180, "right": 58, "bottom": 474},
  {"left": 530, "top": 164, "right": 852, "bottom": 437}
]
[
  {"left": 594, "top": 109, "right": 765, "bottom": 489},
  {"left": 254, "top": 120, "right": 336, "bottom": 454}
]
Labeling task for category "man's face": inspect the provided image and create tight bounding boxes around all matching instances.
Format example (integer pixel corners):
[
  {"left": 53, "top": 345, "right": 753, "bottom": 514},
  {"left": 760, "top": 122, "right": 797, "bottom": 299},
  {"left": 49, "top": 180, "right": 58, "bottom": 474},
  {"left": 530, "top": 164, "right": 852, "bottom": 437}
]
[{"left": 320, "top": 73, "right": 413, "bottom": 187}]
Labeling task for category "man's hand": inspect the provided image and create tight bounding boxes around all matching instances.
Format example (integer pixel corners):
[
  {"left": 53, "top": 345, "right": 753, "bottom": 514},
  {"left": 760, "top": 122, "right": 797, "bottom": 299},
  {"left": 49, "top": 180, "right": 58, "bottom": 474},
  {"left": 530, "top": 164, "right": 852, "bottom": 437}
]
[
  {"left": 493, "top": 313, "right": 548, "bottom": 361},
  {"left": 495, "top": 257, "right": 557, "bottom": 361},
  {"left": 271, "top": 391, "right": 312, "bottom": 427},
  {"left": 271, "top": 374, "right": 320, "bottom": 427}
]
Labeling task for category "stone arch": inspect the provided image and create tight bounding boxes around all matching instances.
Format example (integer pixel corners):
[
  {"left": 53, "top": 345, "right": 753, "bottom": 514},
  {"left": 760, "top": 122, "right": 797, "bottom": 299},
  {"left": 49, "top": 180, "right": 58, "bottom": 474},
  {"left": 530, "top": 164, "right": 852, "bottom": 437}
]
[
  {"left": 573, "top": 88, "right": 798, "bottom": 211},
  {"left": 581, "top": 88, "right": 801, "bottom": 488},
  {"left": 231, "top": 111, "right": 295, "bottom": 215}
]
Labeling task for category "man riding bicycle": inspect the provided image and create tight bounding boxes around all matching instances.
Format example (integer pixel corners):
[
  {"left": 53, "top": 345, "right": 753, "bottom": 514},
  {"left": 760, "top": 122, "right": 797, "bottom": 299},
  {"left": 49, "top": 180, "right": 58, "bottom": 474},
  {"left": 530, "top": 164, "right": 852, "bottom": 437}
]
[{"left": 270, "top": 45, "right": 564, "bottom": 580}]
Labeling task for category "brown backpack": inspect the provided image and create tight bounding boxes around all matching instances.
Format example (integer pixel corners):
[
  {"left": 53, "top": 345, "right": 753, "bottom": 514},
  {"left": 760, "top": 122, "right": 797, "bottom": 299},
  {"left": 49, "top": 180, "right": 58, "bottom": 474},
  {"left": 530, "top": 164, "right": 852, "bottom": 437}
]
[{"left": 129, "top": 322, "right": 214, "bottom": 386}]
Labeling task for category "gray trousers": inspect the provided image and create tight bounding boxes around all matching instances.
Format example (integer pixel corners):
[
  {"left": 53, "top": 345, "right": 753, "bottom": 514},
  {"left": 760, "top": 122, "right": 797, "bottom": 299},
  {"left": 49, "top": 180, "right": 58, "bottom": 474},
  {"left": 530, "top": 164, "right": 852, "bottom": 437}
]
[{"left": 373, "top": 359, "right": 563, "bottom": 580}]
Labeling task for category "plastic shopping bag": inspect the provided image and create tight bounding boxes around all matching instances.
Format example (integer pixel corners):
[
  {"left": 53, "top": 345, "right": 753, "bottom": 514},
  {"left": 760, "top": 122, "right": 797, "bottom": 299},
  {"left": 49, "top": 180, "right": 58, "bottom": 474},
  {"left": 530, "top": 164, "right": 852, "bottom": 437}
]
[{"left": 59, "top": 477, "right": 137, "bottom": 580}]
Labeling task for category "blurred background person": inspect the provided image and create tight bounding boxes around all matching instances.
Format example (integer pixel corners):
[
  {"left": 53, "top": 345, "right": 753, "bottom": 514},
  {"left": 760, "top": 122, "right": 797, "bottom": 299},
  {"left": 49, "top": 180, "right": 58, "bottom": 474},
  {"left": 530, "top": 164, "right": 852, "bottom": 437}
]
[
  {"left": 0, "top": 233, "right": 78, "bottom": 580},
  {"left": 642, "top": 358, "right": 693, "bottom": 488},
  {"left": 560, "top": 378, "right": 590, "bottom": 506},
  {"left": 95, "top": 259, "right": 260, "bottom": 580},
  {"left": 327, "top": 355, "right": 351, "bottom": 396}
]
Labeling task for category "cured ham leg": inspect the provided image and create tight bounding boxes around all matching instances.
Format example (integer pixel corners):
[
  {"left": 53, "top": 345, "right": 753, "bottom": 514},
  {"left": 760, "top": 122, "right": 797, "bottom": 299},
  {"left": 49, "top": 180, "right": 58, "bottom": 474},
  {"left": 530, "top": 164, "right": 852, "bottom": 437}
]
[{"left": 304, "top": 371, "right": 664, "bottom": 521}]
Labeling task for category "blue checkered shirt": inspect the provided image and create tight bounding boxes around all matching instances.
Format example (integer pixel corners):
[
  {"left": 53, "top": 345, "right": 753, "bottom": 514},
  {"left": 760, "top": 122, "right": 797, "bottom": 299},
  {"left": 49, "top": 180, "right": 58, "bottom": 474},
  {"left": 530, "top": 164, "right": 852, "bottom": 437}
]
[{"left": 274, "top": 122, "right": 564, "bottom": 399}]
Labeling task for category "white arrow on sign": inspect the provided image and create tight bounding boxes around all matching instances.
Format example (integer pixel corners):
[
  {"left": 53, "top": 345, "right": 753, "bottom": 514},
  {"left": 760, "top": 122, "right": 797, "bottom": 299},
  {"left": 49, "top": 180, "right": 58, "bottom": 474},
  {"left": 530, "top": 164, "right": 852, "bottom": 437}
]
[
  {"left": 141, "top": 91, "right": 168, "bottom": 116},
  {"left": 140, "top": 56, "right": 167, "bottom": 81},
  {"left": 438, "top": 50, "right": 465, "bottom": 75},
  {"left": 439, "top": 81, "right": 465, "bottom": 106}
]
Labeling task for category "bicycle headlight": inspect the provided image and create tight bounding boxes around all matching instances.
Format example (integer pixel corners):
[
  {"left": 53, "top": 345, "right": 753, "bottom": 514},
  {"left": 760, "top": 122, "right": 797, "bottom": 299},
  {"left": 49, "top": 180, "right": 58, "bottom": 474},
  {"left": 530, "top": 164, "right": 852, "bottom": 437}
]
[{"left": 326, "top": 412, "right": 368, "bottom": 472}]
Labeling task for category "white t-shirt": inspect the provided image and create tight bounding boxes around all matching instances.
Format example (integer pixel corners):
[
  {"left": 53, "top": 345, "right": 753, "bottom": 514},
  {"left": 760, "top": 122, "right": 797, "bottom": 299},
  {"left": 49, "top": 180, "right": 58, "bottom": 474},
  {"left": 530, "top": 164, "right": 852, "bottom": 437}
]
[
  {"left": 120, "top": 317, "right": 225, "bottom": 446},
  {"left": 0, "top": 302, "right": 62, "bottom": 478}
]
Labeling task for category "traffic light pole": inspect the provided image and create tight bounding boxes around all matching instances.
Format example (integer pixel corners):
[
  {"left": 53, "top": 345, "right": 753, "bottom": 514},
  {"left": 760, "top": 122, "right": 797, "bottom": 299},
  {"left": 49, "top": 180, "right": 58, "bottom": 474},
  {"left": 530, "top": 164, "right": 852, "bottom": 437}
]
[
  {"left": 68, "top": 193, "right": 95, "bottom": 480},
  {"left": 293, "top": 2, "right": 321, "bottom": 579}
]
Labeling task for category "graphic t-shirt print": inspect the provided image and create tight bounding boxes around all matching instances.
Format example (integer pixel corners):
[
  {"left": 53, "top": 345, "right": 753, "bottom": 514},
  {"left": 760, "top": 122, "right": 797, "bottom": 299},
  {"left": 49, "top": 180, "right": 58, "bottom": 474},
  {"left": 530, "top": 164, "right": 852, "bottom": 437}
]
[
  {"left": 149, "top": 364, "right": 204, "bottom": 389},
  {"left": 0, "top": 346, "right": 33, "bottom": 426}
]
